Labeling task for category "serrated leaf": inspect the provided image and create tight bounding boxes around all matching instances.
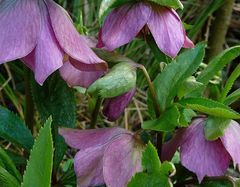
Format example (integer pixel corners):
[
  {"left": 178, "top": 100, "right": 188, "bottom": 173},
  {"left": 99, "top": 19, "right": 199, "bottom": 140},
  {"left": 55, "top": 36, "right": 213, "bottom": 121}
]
[
  {"left": 177, "top": 76, "right": 203, "bottom": 99},
  {"left": 87, "top": 62, "right": 136, "bottom": 98},
  {"left": 128, "top": 142, "right": 174, "bottom": 187},
  {"left": 31, "top": 73, "right": 76, "bottom": 171},
  {"left": 0, "top": 147, "right": 21, "bottom": 182},
  {"left": 198, "top": 46, "right": 240, "bottom": 85},
  {"left": 142, "top": 142, "right": 161, "bottom": 173},
  {"left": 189, "top": 46, "right": 240, "bottom": 97},
  {"left": 0, "top": 106, "right": 33, "bottom": 151},
  {"left": 142, "top": 106, "right": 179, "bottom": 131},
  {"left": 148, "top": 0, "right": 183, "bottom": 9},
  {"left": 22, "top": 117, "right": 53, "bottom": 187},
  {"left": 0, "top": 166, "right": 20, "bottom": 187},
  {"left": 150, "top": 43, "right": 205, "bottom": 112},
  {"left": 179, "top": 109, "right": 196, "bottom": 127},
  {"left": 204, "top": 117, "right": 231, "bottom": 141},
  {"left": 178, "top": 98, "right": 240, "bottom": 119},
  {"left": 219, "top": 63, "right": 240, "bottom": 103},
  {"left": 224, "top": 88, "right": 240, "bottom": 105}
]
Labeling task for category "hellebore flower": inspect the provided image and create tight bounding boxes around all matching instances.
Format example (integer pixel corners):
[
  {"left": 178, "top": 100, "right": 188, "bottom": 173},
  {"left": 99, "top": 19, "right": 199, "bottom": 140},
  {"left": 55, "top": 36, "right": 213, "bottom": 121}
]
[
  {"left": 162, "top": 118, "right": 240, "bottom": 182},
  {"left": 0, "top": 0, "right": 107, "bottom": 85},
  {"left": 59, "top": 37, "right": 105, "bottom": 87},
  {"left": 97, "top": 1, "right": 194, "bottom": 58},
  {"left": 103, "top": 88, "right": 136, "bottom": 121},
  {"left": 59, "top": 127, "right": 144, "bottom": 187}
]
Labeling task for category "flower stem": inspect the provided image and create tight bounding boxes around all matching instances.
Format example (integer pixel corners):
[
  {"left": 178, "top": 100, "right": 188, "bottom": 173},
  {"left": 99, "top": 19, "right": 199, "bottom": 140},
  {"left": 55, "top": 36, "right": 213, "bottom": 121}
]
[
  {"left": 138, "top": 65, "right": 160, "bottom": 117},
  {"left": 24, "top": 67, "right": 34, "bottom": 133},
  {"left": 138, "top": 65, "right": 163, "bottom": 155},
  {"left": 90, "top": 97, "right": 102, "bottom": 128}
]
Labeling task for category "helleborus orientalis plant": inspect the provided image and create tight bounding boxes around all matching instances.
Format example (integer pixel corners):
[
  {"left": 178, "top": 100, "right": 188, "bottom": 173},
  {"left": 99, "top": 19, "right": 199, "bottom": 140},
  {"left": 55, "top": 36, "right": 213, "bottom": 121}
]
[{"left": 0, "top": 0, "right": 240, "bottom": 187}]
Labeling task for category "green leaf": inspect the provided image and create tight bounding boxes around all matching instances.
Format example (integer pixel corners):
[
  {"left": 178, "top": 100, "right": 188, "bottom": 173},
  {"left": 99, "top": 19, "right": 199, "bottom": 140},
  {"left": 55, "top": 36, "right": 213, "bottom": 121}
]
[
  {"left": 142, "top": 106, "right": 179, "bottom": 131},
  {"left": 22, "top": 117, "right": 53, "bottom": 187},
  {"left": 219, "top": 63, "right": 240, "bottom": 103},
  {"left": 188, "top": 0, "right": 224, "bottom": 39},
  {"left": 179, "top": 109, "right": 196, "bottom": 127},
  {"left": 31, "top": 73, "right": 76, "bottom": 171},
  {"left": 128, "top": 143, "right": 175, "bottom": 187},
  {"left": 0, "top": 147, "right": 21, "bottom": 182},
  {"left": 151, "top": 43, "right": 205, "bottom": 112},
  {"left": 197, "top": 46, "right": 240, "bottom": 85},
  {"left": 224, "top": 88, "right": 240, "bottom": 105},
  {"left": 148, "top": 0, "right": 183, "bottom": 9},
  {"left": 178, "top": 97, "right": 240, "bottom": 119},
  {"left": 0, "top": 166, "right": 20, "bottom": 187},
  {"left": 87, "top": 62, "right": 137, "bottom": 98},
  {"left": 204, "top": 117, "right": 231, "bottom": 141},
  {"left": 177, "top": 76, "right": 203, "bottom": 99},
  {"left": 0, "top": 106, "right": 33, "bottom": 151},
  {"left": 99, "top": 0, "right": 133, "bottom": 23},
  {"left": 142, "top": 142, "right": 161, "bottom": 173}
]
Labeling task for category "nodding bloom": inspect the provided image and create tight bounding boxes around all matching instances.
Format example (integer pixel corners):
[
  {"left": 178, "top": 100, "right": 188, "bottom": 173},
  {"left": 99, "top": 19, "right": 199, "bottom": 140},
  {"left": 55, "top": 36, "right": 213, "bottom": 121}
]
[
  {"left": 59, "top": 127, "right": 144, "bottom": 187},
  {"left": 0, "top": 0, "right": 107, "bottom": 85},
  {"left": 103, "top": 88, "right": 136, "bottom": 121},
  {"left": 162, "top": 118, "right": 240, "bottom": 182},
  {"left": 97, "top": 1, "right": 194, "bottom": 58}
]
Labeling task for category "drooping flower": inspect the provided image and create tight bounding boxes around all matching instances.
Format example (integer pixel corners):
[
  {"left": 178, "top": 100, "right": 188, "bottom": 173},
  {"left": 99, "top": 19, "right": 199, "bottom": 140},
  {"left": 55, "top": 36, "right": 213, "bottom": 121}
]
[
  {"left": 0, "top": 0, "right": 107, "bottom": 85},
  {"left": 59, "top": 36, "right": 105, "bottom": 87},
  {"left": 97, "top": 1, "right": 194, "bottom": 58},
  {"left": 103, "top": 88, "right": 136, "bottom": 121},
  {"left": 59, "top": 127, "right": 144, "bottom": 187},
  {"left": 162, "top": 118, "right": 240, "bottom": 182}
]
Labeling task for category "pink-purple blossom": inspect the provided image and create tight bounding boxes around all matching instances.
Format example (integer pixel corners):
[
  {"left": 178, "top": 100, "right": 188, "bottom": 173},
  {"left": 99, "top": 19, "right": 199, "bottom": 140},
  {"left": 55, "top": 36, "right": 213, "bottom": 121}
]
[
  {"left": 59, "top": 127, "right": 144, "bottom": 187},
  {"left": 97, "top": 1, "right": 194, "bottom": 58},
  {"left": 0, "top": 0, "right": 107, "bottom": 85},
  {"left": 162, "top": 118, "right": 240, "bottom": 182}
]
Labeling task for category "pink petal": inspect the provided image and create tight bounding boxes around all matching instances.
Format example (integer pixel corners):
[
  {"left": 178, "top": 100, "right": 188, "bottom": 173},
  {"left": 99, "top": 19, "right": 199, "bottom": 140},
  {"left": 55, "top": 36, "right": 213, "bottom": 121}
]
[
  {"left": 103, "top": 134, "right": 144, "bottom": 187},
  {"left": 98, "top": 2, "right": 151, "bottom": 51},
  {"left": 161, "top": 128, "right": 186, "bottom": 161},
  {"left": 180, "top": 118, "right": 231, "bottom": 182},
  {"left": 183, "top": 35, "right": 194, "bottom": 48},
  {"left": 0, "top": 0, "right": 40, "bottom": 64},
  {"left": 22, "top": 1, "right": 64, "bottom": 85},
  {"left": 103, "top": 88, "right": 136, "bottom": 121},
  {"left": 59, "top": 127, "right": 129, "bottom": 150},
  {"left": 74, "top": 146, "right": 105, "bottom": 187},
  {"left": 45, "top": 0, "right": 107, "bottom": 71},
  {"left": 147, "top": 7, "right": 185, "bottom": 58},
  {"left": 59, "top": 61, "right": 105, "bottom": 88},
  {"left": 221, "top": 120, "right": 240, "bottom": 165}
]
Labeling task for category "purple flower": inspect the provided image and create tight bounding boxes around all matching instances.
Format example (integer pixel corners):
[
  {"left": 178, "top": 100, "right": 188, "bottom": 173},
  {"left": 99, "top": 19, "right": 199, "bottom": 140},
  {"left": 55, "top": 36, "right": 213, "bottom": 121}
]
[
  {"left": 59, "top": 127, "right": 144, "bottom": 187},
  {"left": 59, "top": 36, "right": 105, "bottom": 87},
  {"left": 97, "top": 1, "right": 194, "bottom": 58},
  {"left": 162, "top": 118, "right": 240, "bottom": 182},
  {"left": 0, "top": 0, "right": 107, "bottom": 85},
  {"left": 103, "top": 88, "right": 136, "bottom": 121}
]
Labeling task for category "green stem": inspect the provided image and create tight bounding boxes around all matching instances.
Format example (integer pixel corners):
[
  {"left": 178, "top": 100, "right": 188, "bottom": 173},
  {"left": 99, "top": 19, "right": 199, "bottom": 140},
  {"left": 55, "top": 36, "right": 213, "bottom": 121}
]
[
  {"left": 24, "top": 67, "right": 34, "bottom": 133},
  {"left": 138, "top": 65, "right": 162, "bottom": 155},
  {"left": 138, "top": 65, "right": 160, "bottom": 117},
  {"left": 219, "top": 63, "right": 240, "bottom": 103},
  {"left": 90, "top": 97, "right": 102, "bottom": 128}
]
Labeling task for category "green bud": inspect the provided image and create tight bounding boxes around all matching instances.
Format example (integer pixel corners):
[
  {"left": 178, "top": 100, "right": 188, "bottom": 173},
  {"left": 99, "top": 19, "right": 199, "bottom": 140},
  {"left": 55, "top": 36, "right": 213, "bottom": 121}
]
[
  {"left": 87, "top": 62, "right": 137, "bottom": 98},
  {"left": 177, "top": 76, "right": 203, "bottom": 98}
]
